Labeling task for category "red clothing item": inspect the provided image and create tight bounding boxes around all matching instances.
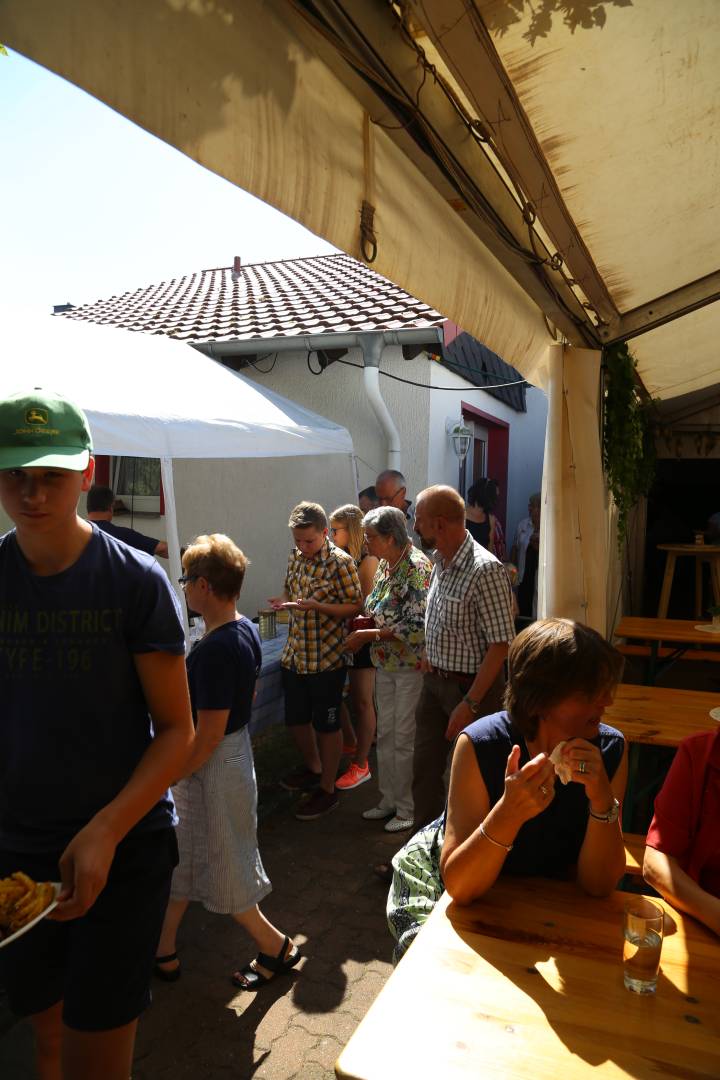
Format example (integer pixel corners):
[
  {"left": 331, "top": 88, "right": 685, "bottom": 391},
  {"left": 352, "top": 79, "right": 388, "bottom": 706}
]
[{"left": 646, "top": 728, "right": 720, "bottom": 898}]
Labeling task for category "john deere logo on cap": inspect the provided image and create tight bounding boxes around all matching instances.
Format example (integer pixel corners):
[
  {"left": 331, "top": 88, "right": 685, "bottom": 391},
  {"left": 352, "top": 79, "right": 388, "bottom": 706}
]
[{"left": 25, "top": 408, "right": 48, "bottom": 426}]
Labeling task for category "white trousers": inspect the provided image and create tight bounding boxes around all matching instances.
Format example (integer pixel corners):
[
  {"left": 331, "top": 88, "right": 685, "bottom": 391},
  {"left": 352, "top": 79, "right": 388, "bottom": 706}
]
[{"left": 374, "top": 668, "right": 423, "bottom": 821}]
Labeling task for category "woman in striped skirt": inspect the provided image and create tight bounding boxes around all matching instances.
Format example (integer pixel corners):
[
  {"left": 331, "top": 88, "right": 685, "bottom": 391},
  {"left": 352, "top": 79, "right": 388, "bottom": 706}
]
[{"left": 155, "top": 533, "right": 300, "bottom": 989}]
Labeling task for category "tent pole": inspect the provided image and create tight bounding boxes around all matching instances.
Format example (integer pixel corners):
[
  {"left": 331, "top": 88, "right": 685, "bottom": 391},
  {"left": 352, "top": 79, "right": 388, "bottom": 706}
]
[
  {"left": 540, "top": 342, "right": 564, "bottom": 618},
  {"left": 160, "top": 457, "right": 189, "bottom": 640}
]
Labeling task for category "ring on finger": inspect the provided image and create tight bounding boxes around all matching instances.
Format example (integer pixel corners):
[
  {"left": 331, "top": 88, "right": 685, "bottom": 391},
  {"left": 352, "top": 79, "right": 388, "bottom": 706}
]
[
  {"left": 539, "top": 784, "right": 548, "bottom": 796},
  {"left": 578, "top": 760, "right": 587, "bottom": 774}
]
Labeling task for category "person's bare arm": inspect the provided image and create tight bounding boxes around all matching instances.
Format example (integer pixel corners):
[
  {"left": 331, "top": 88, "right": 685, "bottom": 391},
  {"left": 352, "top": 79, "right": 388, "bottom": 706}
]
[
  {"left": 184, "top": 709, "right": 228, "bottom": 775},
  {"left": 643, "top": 846, "right": 720, "bottom": 936},
  {"left": 441, "top": 737, "right": 555, "bottom": 904},
  {"left": 358, "top": 555, "right": 379, "bottom": 598},
  {"left": 574, "top": 741, "right": 628, "bottom": 896},
  {"left": 154, "top": 541, "right": 169, "bottom": 559},
  {"left": 445, "top": 642, "right": 509, "bottom": 741},
  {"left": 53, "top": 652, "right": 193, "bottom": 921},
  {"left": 295, "top": 597, "right": 362, "bottom": 617}
]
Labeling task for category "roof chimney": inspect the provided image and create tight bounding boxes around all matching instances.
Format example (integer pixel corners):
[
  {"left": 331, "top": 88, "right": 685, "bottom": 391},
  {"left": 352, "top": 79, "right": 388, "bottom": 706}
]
[{"left": 232, "top": 255, "right": 242, "bottom": 279}]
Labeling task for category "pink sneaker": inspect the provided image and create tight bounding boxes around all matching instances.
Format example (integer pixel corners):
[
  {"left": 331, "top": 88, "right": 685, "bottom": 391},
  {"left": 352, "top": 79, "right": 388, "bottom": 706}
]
[{"left": 335, "top": 762, "right": 371, "bottom": 791}]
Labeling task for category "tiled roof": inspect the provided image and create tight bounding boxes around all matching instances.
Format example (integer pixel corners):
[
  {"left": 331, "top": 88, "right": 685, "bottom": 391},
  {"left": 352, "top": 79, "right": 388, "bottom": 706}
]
[
  {"left": 60, "top": 253, "right": 444, "bottom": 343},
  {"left": 445, "top": 333, "right": 527, "bottom": 412}
]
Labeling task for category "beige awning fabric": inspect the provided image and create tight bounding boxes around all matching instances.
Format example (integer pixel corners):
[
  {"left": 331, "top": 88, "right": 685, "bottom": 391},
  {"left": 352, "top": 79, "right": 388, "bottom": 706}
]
[
  {"left": 5, "top": 1, "right": 719, "bottom": 396},
  {"left": 2, "top": 0, "right": 551, "bottom": 378}
]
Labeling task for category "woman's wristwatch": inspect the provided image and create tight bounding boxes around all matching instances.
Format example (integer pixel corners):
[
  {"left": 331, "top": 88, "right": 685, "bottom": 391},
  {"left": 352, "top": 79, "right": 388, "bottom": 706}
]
[{"left": 588, "top": 797, "right": 620, "bottom": 823}]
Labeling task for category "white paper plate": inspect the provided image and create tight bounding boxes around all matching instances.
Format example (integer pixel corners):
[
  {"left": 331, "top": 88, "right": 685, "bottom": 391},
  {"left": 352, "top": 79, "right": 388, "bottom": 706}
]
[
  {"left": 710, "top": 707, "right": 720, "bottom": 723},
  {"left": 694, "top": 624, "right": 720, "bottom": 634},
  {"left": 0, "top": 882, "right": 61, "bottom": 949}
]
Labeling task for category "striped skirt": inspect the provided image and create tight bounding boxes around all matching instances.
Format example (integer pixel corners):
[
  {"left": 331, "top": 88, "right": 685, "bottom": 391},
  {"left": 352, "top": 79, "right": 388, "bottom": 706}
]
[{"left": 170, "top": 726, "right": 272, "bottom": 914}]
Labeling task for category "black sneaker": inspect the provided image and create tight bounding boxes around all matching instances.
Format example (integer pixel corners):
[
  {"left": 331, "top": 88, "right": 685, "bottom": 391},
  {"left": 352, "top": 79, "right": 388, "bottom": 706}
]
[
  {"left": 279, "top": 766, "right": 322, "bottom": 792},
  {"left": 294, "top": 788, "right": 339, "bottom": 820}
]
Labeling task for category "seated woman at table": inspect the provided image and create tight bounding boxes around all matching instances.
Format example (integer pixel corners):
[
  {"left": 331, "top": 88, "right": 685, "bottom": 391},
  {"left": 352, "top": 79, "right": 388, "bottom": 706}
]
[
  {"left": 643, "top": 727, "right": 720, "bottom": 936},
  {"left": 156, "top": 534, "right": 300, "bottom": 989},
  {"left": 388, "top": 618, "right": 627, "bottom": 960}
]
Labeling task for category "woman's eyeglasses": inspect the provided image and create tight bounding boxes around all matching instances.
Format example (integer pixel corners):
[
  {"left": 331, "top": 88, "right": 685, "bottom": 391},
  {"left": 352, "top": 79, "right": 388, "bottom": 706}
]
[{"left": 178, "top": 575, "right": 198, "bottom": 588}]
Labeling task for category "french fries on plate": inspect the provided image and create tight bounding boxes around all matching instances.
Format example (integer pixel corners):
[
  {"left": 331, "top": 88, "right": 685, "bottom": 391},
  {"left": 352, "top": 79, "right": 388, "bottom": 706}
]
[{"left": 0, "top": 872, "right": 56, "bottom": 939}]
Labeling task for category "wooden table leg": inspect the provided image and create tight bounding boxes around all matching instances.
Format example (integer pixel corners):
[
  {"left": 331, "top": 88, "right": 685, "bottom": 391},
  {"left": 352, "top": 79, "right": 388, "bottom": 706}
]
[
  {"left": 710, "top": 557, "right": 720, "bottom": 609},
  {"left": 695, "top": 557, "right": 703, "bottom": 620},
  {"left": 657, "top": 552, "right": 676, "bottom": 617}
]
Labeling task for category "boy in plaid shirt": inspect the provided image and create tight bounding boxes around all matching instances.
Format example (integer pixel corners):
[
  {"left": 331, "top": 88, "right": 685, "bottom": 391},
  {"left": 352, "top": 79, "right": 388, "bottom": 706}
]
[{"left": 270, "top": 502, "right": 362, "bottom": 819}]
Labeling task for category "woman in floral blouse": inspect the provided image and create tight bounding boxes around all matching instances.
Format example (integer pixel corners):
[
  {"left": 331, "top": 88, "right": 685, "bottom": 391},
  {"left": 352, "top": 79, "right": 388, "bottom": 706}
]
[{"left": 344, "top": 506, "right": 432, "bottom": 833}]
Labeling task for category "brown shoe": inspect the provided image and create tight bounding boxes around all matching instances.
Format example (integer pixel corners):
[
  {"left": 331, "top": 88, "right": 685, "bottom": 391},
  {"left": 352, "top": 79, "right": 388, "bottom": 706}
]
[
  {"left": 280, "top": 765, "right": 321, "bottom": 792},
  {"left": 295, "top": 788, "right": 339, "bottom": 820}
]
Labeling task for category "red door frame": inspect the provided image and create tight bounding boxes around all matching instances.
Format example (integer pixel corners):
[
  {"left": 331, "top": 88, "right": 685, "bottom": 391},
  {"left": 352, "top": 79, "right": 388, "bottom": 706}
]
[{"left": 461, "top": 402, "right": 509, "bottom": 531}]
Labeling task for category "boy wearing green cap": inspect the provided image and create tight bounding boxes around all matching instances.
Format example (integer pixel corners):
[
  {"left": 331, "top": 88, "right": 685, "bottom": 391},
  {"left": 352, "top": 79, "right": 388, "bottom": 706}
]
[{"left": 0, "top": 390, "right": 194, "bottom": 1079}]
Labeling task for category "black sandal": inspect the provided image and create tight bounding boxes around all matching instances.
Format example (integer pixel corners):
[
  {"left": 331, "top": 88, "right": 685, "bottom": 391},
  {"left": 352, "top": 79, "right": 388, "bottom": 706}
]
[
  {"left": 154, "top": 952, "right": 182, "bottom": 982},
  {"left": 231, "top": 935, "right": 300, "bottom": 990}
]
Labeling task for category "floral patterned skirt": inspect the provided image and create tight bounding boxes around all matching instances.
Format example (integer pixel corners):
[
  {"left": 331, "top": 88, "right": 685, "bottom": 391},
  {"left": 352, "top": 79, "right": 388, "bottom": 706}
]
[{"left": 386, "top": 815, "right": 445, "bottom": 964}]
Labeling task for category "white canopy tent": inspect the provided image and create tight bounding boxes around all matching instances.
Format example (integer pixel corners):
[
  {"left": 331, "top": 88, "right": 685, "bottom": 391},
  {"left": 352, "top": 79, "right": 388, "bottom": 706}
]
[
  {"left": 0, "top": 315, "right": 354, "bottom": 626},
  {"left": 5, "top": 0, "right": 719, "bottom": 632}
]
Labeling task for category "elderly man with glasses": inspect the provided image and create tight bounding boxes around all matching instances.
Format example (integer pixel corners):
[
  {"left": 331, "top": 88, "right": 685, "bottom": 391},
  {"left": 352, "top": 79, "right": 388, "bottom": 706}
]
[{"left": 375, "top": 469, "right": 414, "bottom": 522}]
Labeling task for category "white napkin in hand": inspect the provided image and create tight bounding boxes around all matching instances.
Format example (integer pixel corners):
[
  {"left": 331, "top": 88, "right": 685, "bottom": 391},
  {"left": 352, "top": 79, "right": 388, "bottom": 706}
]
[{"left": 550, "top": 741, "right": 572, "bottom": 784}]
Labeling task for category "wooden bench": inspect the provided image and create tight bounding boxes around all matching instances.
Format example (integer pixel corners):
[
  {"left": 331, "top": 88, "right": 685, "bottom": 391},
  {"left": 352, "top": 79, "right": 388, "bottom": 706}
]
[
  {"left": 624, "top": 832, "right": 645, "bottom": 876},
  {"left": 617, "top": 643, "right": 720, "bottom": 664}
]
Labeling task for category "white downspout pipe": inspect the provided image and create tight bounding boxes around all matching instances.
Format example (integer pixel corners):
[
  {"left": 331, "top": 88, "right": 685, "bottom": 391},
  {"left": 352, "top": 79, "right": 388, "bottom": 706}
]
[{"left": 359, "top": 333, "right": 402, "bottom": 470}]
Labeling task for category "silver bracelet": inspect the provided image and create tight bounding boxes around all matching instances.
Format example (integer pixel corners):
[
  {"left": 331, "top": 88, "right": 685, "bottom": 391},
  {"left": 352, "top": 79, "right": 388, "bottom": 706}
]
[{"left": 479, "top": 822, "right": 513, "bottom": 852}]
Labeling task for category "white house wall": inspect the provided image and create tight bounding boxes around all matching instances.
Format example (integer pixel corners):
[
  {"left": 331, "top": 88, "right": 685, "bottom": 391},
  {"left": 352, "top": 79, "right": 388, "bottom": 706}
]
[
  {"left": 428, "top": 362, "right": 548, "bottom": 542},
  {"left": 241, "top": 345, "right": 431, "bottom": 503}
]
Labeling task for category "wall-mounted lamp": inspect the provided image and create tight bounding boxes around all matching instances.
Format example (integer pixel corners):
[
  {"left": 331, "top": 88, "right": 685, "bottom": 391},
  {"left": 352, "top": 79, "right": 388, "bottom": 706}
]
[{"left": 446, "top": 419, "right": 472, "bottom": 461}]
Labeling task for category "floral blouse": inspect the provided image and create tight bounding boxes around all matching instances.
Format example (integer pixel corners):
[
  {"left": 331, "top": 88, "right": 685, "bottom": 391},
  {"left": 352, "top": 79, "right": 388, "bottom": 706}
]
[{"left": 365, "top": 545, "right": 432, "bottom": 671}]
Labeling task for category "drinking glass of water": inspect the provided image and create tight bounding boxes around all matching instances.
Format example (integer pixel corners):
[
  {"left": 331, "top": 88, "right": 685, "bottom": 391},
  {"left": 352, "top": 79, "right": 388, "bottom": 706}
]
[{"left": 623, "top": 898, "right": 664, "bottom": 994}]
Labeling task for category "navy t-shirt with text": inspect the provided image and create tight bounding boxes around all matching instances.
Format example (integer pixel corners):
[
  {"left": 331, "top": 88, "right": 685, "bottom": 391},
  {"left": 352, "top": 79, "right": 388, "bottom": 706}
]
[
  {"left": 186, "top": 618, "right": 262, "bottom": 736},
  {"left": 0, "top": 525, "right": 185, "bottom": 853}
]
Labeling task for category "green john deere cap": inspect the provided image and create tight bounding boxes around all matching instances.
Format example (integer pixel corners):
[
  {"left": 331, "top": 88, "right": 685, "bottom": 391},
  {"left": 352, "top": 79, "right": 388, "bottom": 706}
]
[{"left": 0, "top": 389, "right": 92, "bottom": 471}]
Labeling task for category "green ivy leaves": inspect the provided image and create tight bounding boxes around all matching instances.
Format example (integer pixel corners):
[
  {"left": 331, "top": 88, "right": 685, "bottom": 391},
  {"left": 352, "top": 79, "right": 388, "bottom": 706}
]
[{"left": 602, "top": 342, "right": 655, "bottom": 548}]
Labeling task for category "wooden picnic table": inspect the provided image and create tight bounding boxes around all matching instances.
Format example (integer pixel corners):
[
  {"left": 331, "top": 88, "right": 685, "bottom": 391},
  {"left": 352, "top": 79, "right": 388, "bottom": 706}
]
[
  {"left": 615, "top": 616, "right": 720, "bottom": 683},
  {"left": 607, "top": 682, "right": 719, "bottom": 829},
  {"left": 607, "top": 683, "right": 719, "bottom": 747},
  {"left": 336, "top": 878, "right": 720, "bottom": 1079},
  {"left": 656, "top": 543, "right": 720, "bottom": 618}
]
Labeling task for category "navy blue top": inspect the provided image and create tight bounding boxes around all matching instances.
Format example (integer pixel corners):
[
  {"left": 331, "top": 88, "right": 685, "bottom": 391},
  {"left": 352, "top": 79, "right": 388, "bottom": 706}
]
[
  {"left": 0, "top": 526, "right": 185, "bottom": 853},
  {"left": 464, "top": 711, "right": 625, "bottom": 877},
  {"left": 186, "top": 618, "right": 262, "bottom": 736},
  {"left": 94, "top": 518, "right": 159, "bottom": 556}
]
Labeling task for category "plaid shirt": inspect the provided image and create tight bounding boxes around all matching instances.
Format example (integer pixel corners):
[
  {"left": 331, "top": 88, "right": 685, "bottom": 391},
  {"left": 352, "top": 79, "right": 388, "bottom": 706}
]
[
  {"left": 281, "top": 539, "right": 362, "bottom": 674},
  {"left": 425, "top": 531, "right": 514, "bottom": 672}
]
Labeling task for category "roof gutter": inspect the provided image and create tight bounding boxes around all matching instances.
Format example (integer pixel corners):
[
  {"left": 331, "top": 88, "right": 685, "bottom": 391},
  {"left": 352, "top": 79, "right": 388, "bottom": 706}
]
[{"left": 192, "top": 327, "right": 443, "bottom": 358}]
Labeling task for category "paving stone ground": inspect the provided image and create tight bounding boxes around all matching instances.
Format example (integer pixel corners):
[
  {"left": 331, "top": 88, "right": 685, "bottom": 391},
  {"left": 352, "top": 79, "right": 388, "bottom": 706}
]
[{"left": 0, "top": 742, "right": 401, "bottom": 1079}]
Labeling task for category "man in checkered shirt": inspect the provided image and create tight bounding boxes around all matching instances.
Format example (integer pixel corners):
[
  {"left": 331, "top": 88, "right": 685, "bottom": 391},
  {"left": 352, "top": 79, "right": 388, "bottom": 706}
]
[
  {"left": 270, "top": 502, "right": 362, "bottom": 820},
  {"left": 412, "top": 485, "right": 515, "bottom": 827}
]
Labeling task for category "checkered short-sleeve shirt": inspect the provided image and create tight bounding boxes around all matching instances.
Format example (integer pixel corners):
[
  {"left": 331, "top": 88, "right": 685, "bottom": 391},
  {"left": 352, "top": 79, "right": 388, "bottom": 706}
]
[
  {"left": 425, "top": 531, "right": 515, "bottom": 672},
  {"left": 281, "top": 540, "right": 362, "bottom": 674}
]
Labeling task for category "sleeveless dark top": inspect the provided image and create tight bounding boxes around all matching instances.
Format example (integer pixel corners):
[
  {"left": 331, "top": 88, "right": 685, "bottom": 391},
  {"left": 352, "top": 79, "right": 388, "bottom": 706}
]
[{"left": 464, "top": 711, "right": 625, "bottom": 877}]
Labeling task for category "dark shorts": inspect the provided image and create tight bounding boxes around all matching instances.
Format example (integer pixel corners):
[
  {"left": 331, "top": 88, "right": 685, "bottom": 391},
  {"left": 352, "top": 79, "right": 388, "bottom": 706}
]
[
  {"left": 282, "top": 666, "right": 346, "bottom": 733},
  {"left": 351, "top": 643, "right": 374, "bottom": 670},
  {"left": 0, "top": 827, "right": 178, "bottom": 1032}
]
